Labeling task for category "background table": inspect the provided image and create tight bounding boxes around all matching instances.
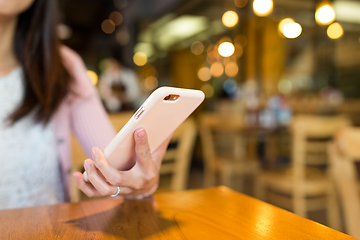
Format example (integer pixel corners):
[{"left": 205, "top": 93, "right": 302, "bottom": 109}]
[{"left": 0, "top": 187, "right": 355, "bottom": 239}]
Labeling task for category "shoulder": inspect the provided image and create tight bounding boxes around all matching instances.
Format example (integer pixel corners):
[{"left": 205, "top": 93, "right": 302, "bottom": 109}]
[{"left": 60, "top": 45, "right": 95, "bottom": 98}]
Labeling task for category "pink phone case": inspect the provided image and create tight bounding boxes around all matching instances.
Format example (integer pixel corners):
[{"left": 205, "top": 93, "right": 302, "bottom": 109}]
[{"left": 84, "top": 87, "right": 204, "bottom": 181}]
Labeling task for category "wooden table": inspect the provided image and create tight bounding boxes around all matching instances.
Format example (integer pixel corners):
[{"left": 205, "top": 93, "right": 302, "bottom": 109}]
[{"left": 0, "top": 187, "right": 355, "bottom": 239}]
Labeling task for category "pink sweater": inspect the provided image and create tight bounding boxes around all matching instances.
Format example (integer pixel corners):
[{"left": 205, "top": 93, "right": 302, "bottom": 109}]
[{"left": 54, "top": 47, "right": 116, "bottom": 200}]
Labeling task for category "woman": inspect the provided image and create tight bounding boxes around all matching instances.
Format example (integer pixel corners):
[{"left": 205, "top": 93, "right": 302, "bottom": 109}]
[{"left": 0, "top": 0, "right": 169, "bottom": 209}]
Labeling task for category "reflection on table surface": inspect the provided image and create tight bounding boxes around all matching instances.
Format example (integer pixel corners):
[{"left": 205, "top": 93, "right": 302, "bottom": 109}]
[{"left": 0, "top": 187, "right": 355, "bottom": 240}]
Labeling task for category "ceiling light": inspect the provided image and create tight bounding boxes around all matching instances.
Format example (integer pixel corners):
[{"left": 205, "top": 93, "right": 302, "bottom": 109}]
[
  {"left": 253, "top": 0, "right": 273, "bottom": 17},
  {"left": 315, "top": 3, "right": 335, "bottom": 25},
  {"left": 218, "top": 42, "right": 235, "bottom": 57}
]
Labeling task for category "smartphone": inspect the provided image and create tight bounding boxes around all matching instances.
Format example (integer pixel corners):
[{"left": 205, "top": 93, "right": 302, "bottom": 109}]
[{"left": 84, "top": 87, "right": 204, "bottom": 181}]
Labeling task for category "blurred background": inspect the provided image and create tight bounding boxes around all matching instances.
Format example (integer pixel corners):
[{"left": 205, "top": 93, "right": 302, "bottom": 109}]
[{"left": 63, "top": 0, "right": 360, "bottom": 237}]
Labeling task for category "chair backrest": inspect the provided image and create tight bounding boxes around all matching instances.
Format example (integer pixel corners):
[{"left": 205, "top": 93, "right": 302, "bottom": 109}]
[
  {"left": 159, "top": 117, "right": 197, "bottom": 191},
  {"left": 329, "top": 127, "right": 360, "bottom": 238},
  {"left": 290, "top": 115, "right": 350, "bottom": 180},
  {"left": 199, "top": 113, "right": 246, "bottom": 169}
]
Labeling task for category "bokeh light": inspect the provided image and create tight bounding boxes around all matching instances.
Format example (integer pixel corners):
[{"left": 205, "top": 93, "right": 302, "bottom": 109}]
[
  {"left": 191, "top": 41, "right": 205, "bottom": 55},
  {"left": 198, "top": 67, "right": 212, "bottom": 81},
  {"left": 58, "top": 24, "right": 72, "bottom": 40},
  {"left": 98, "top": 58, "right": 111, "bottom": 73},
  {"left": 201, "top": 84, "right": 215, "bottom": 98},
  {"left": 87, "top": 70, "right": 98, "bottom": 85},
  {"left": 253, "top": 0, "right": 273, "bottom": 17},
  {"left": 223, "top": 79, "right": 238, "bottom": 94},
  {"left": 315, "top": 4, "right": 335, "bottom": 25},
  {"left": 235, "top": 0, "right": 248, "bottom": 8},
  {"left": 210, "top": 62, "right": 224, "bottom": 78},
  {"left": 142, "top": 64, "right": 158, "bottom": 77},
  {"left": 109, "top": 11, "right": 123, "bottom": 26},
  {"left": 222, "top": 11, "right": 239, "bottom": 28},
  {"left": 327, "top": 22, "right": 343, "bottom": 39},
  {"left": 133, "top": 52, "right": 148, "bottom": 66},
  {"left": 207, "top": 44, "right": 216, "bottom": 60},
  {"left": 134, "top": 43, "right": 154, "bottom": 58},
  {"left": 278, "top": 18, "right": 294, "bottom": 34},
  {"left": 218, "top": 42, "right": 235, "bottom": 57},
  {"left": 101, "top": 19, "right": 116, "bottom": 34},
  {"left": 142, "top": 76, "right": 158, "bottom": 91},
  {"left": 225, "top": 62, "right": 239, "bottom": 77},
  {"left": 283, "top": 22, "right": 302, "bottom": 39},
  {"left": 278, "top": 79, "right": 292, "bottom": 94},
  {"left": 116, "top": 28, "right": 130, "bottom": 45}
]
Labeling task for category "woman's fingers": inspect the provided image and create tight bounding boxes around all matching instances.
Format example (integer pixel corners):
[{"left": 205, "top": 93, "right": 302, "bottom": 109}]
[
  {"left": 134, "top": 128, "right": 153, "bottom": 168},
  {"left": 91, "top": 147, "right": 123, "bottom": 186},
  {"left": 74, "top": 170, "right": 145, "bottom": 198},
  {"left": 89, "top": 146, "right": 150, "bottom": 195},
  {"left": 73, "top": 171, "right": 101, "bottom": 198},
  {"left": 75, "top": 128, "right": 169, "bottom": 198},
  {"left": 83, "top": 159, "right": 119, "bottom": 196}
]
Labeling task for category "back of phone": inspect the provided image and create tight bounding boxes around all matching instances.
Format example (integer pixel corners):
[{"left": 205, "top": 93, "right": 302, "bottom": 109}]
[{"left": 104, "top": 87, "right": 205, "bottom": 170}]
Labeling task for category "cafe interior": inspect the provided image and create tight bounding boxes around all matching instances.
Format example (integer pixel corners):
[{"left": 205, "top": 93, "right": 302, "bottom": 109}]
[{"left": 58, "top": 0, "right": 360, "bottom": 237}]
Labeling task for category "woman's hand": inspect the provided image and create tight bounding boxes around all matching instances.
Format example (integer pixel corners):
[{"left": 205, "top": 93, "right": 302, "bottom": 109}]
[{"left": 73, "top": 128, "right": 171, "bottom": 199}]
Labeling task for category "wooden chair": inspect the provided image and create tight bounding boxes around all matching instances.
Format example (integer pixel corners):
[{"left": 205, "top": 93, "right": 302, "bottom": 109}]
[
  {"left": 199, "top": 113, "right": 260, "bottom": 192},
  {"left": 157, "top": 117, "right": 197, "bottom": 192},
  {"left": 328, "top": 127, "right": 360, "bottom": 238},
  {"left": 255, "top": 115, "right": 350, "bottom": 230}
]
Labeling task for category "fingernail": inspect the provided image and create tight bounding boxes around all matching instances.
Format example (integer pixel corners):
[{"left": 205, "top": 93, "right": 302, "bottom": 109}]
[
  {"left": 91, "top": 147, "right": 100, "bottom": 158},
  {"left": 73, "top": 173, "right": 78, "bottom": 182},
  {"left": 84, "top": 160, "right": 92, "bottom": 171},
  {"left": 136, "top": 128, "right": 146, "bottom": 139}
]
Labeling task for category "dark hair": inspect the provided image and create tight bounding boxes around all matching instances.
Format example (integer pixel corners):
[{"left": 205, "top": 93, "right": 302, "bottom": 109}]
[{"left": 9, "top": 0, "right": 71, "bottom": 124}]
